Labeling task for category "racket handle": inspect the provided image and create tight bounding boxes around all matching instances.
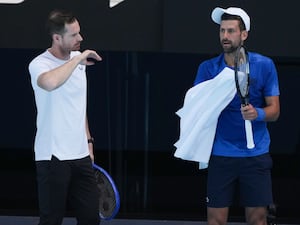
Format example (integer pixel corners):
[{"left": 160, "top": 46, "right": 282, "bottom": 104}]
[{"left": 245, "top": 120, "right": 255, "bottom": 149}]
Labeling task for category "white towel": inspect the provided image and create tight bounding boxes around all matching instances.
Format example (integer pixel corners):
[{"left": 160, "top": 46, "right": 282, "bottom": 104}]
[{"left": 174, "top": 67, "right": 236, "bottom": 169}]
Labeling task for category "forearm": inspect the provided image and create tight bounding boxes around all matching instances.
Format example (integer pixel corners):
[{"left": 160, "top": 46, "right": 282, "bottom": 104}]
[
  {"left": 255, "top": 96, "right": 280, "bottom": 122},
  {"left": 259, "top": 105, "right": 280, "bottom": 122},
  {"left": 37, "top": 55, "right": 82, "bottom": 91},
  {"left": 85, "top": 116, "right": 95, "bottom": 161}
]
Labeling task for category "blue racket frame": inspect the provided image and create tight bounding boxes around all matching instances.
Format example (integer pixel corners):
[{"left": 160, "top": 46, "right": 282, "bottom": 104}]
[{"left": 92, "top": 163, "right": 120, "bottom": 220}]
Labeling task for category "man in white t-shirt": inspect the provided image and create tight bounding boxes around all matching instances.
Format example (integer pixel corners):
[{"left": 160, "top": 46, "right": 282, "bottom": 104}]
[{"left": 29, "top": 9, "right": 102, "bottom": 225}]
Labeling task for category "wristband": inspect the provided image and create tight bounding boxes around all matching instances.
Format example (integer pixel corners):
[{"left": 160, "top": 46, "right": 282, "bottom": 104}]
[{"left": 255, "top": 108, "right": 266, "bottom": 121}]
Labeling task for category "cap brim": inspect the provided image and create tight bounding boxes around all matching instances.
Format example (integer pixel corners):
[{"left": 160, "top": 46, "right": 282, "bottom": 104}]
[{"left": 211, "top": 7, "right": 225, "bottom": 25}]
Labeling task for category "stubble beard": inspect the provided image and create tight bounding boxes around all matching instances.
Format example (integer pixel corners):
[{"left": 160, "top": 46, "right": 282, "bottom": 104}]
[
  {"left": 73, "top": 42, "right": 81, "bottom": 51},
  {"left": 222, "top": 43, "right": 238, "bottom": 54}
]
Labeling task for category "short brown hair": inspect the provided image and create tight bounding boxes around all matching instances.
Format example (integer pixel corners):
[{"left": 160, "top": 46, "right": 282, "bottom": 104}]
[{"left": 46, "top": 9, "right": 77, "bottom": 36}]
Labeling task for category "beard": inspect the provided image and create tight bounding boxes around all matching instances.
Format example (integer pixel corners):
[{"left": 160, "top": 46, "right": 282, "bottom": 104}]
[
  {"left": 72, "top": 42, "right": 81, "bottom": 51},
  {"left": 221, "top": 39, "right": 240, "bottom": 54},
  {"left": 61, "top": 40, "right": 81, "bottom": 53}
]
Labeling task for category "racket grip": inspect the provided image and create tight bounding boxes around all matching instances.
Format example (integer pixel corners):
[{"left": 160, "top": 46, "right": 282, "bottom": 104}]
[{"left": 245, "top": 120, "right": 255, "bottom": 149}]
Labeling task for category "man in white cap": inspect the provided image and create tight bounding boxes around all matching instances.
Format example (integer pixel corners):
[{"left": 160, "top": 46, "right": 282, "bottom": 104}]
[{"left": 193, "top": 7, "right": 280, "bottom": 225}]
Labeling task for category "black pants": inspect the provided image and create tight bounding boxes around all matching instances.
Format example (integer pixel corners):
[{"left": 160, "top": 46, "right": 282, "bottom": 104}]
[
  {"left": 36, "top": 156, "right": 100, "bottom": 225},
  {"left": 36, "top": 160, "right": 51, "bottom": 225}
]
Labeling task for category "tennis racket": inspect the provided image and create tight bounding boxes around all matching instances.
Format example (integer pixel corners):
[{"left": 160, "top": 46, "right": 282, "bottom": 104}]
[
  {"left": 93, "top": 163, "right": 120, "bottom": 220},
  {"left": 234, "top": 45, "right": 255, "bottom": 149}
]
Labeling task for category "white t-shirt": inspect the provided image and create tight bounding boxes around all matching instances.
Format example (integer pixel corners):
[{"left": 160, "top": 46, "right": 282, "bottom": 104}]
[{"left": 29, "top": 50, "right": 90, "bottom": 161}]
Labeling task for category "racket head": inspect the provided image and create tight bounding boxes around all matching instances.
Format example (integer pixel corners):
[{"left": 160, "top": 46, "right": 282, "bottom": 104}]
[
  {"left": 92, "top": 163, "right": 120, "bottom": 220},
  {"left": 234, "top": 45, "right": 250, "bottom": 105}
]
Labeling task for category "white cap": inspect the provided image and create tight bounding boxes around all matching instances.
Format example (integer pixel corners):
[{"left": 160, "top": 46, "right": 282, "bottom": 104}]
[{"left": 211, "top": 7, "right": 250, "bottom": 31}]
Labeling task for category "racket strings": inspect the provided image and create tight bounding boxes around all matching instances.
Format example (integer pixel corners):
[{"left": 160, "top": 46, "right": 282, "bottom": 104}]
[
  {"left": 235, "top": 47, "right": 250, "bottom": 103},
  {"left": 94, "top": 170, "right": 117, "bottom": 218}
]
